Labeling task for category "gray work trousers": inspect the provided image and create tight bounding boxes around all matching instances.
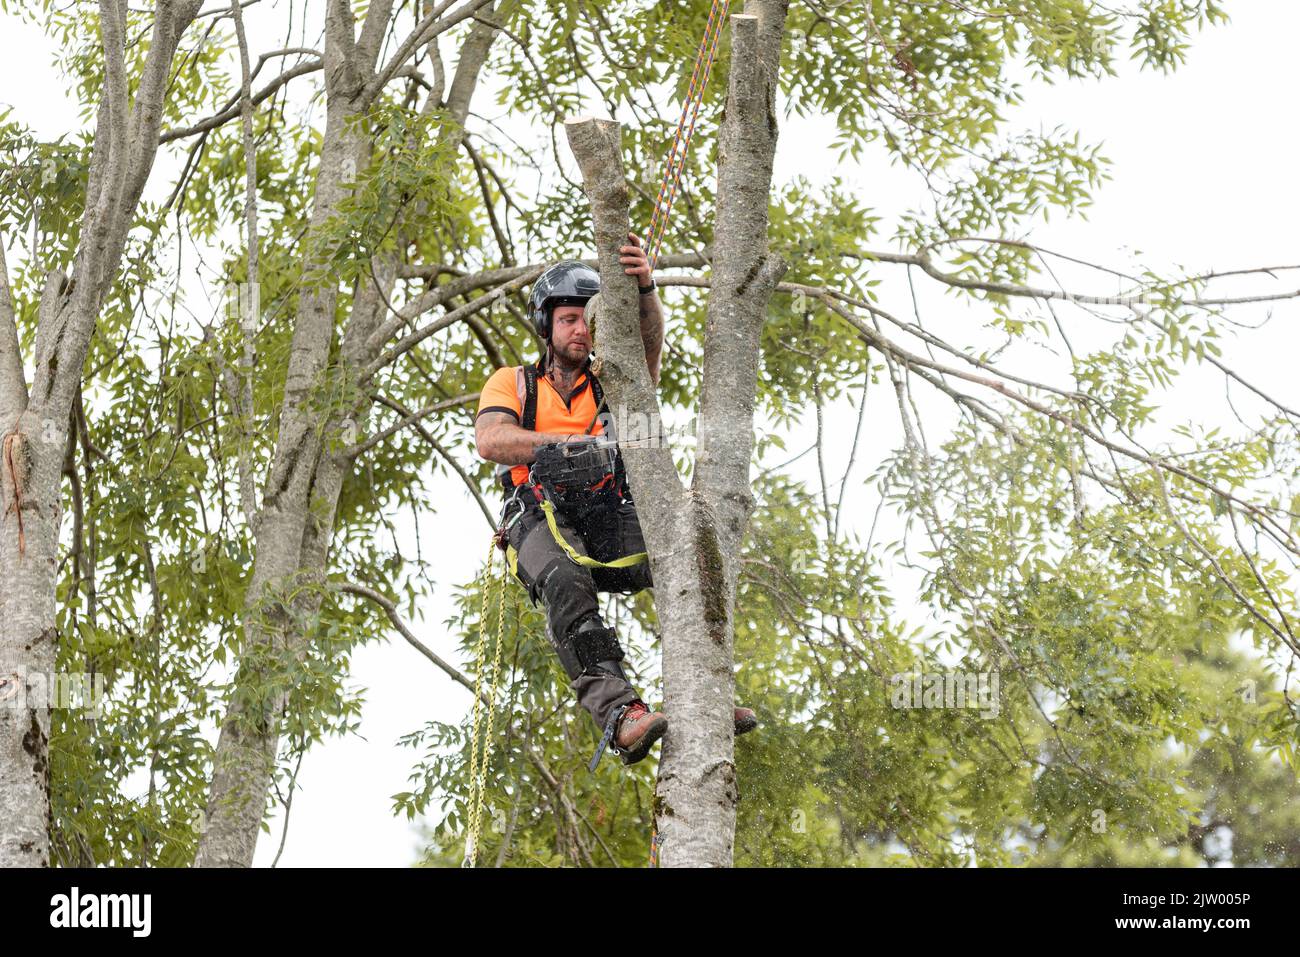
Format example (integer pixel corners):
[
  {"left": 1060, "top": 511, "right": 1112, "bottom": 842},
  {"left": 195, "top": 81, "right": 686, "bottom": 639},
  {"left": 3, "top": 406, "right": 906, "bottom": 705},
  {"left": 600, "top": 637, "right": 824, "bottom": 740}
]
[{"left": 503, "top": 494, "right": 653, "bottom": 731}]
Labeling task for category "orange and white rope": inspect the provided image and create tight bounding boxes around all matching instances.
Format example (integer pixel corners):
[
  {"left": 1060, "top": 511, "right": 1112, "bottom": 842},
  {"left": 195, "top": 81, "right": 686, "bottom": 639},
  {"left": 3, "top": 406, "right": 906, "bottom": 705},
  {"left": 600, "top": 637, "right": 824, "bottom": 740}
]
[{"left": 645, "top": 0, "right": 732, "bottom": 274}]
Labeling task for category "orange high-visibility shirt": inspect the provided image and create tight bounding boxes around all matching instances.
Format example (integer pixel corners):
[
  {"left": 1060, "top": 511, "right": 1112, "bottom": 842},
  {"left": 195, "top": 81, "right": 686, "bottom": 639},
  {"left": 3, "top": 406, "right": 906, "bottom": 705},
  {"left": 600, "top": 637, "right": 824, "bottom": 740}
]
[{"left": 476, "top": 363, "right": 606, "bottom": 488}]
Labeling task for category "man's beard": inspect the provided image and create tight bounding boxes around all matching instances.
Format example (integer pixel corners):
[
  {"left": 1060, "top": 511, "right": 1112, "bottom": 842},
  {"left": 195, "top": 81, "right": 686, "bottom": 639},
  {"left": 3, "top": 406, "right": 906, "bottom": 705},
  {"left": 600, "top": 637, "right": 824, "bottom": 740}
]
[{"left": 552, "top": 339, "right": 589, "bottom": 368}]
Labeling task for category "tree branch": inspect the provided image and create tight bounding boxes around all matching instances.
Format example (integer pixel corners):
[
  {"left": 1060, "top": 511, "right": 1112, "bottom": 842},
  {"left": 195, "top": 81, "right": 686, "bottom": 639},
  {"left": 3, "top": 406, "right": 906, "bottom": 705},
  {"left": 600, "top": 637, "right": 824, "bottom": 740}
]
[
  {"left": 563, "top": 116, "right": 683, "bottom": 501},
  {"left": 230, "top": 0, "right": 262, "bottom": 525},
  {"left": 363, "top": 0, "right": 496, "bottom": 108},
  {"left": 691, "top": 10, "right": 788, "bottom": 545},
  {"left": 848, "top": 241, "right": 1300, "bottom": 309},
  {"left": 345, "top": 391, "right": 473, "bottom": 457},
  {"left": 443, "top": 1, "right": 501, "bottom": 126},
  {"left": 160, "top": 57, "right": 323, "bottom": 143},
  {"left": 364, "top": 393, "right": 495, "bottom": 528},
  {"left": 0, "top": 240, "right": 27, "bottom": 418},
  {"left": 819, "top": 291, "right": 1300, "bottom": 559},
  {"left": 356, "top": 0, "right": 398, "bottom": 73},
  {"left": 333, "top": 582, "right": 482, "bottom": 695},
  {"left": 359, "top": 268, "right": 542, "bottom": 384}
]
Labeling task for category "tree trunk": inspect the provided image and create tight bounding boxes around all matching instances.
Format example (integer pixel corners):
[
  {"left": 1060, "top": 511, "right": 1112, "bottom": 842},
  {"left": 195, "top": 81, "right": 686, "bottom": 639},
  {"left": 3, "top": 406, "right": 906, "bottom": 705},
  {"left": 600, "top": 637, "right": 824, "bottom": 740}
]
[
  {"left": 563, "top": 2, "right": 788, "bottom": 868},
  {"left": 193, "top": 97, "right": 369, "bottom": 868},
  {"left": 195, "top": 2, "right": 503, "bottom": 866},
  {"left": 0, "top": 0, "right": 203, "bottom": 867}
]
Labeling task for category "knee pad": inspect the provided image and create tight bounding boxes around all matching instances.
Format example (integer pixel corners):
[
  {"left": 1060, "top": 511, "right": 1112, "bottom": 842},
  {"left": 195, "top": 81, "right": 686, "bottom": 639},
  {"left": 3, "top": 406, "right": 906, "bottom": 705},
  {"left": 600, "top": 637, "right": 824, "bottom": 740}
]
[
  {"left": 551, "top": 615, "right": 628, "bottom": 682},
  {"left": 571, "top": 616, "right": 626, "bottom": 668}
]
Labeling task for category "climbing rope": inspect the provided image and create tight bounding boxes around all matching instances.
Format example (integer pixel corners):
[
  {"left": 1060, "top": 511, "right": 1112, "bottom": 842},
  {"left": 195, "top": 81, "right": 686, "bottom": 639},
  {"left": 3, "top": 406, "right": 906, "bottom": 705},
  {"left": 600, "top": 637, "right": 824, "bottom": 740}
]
[
  {"left": 645, "top": 0, "right": 733, "bottom": 273},
  {"left": 462, "top": 537, "right": 510, "bottom": 868},
  {"left": 649, "top": 823, "right": 663, "bottom": 867}
]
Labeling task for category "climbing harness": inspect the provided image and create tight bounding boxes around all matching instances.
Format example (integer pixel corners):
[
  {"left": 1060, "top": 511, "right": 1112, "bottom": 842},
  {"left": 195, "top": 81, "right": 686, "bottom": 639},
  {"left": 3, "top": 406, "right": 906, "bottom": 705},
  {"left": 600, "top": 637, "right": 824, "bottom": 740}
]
[
  {"left": 462, "top": 537, "right": 510, "bottom": 868},
  {"left": 645, "top": 0, "right": 733, "bottom": 272}
]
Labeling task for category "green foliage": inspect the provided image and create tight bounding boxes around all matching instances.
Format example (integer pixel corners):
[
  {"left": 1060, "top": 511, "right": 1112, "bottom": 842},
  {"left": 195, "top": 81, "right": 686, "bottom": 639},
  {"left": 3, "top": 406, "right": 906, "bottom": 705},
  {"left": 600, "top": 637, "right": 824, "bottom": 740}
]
[
  {"left": 6, "top": 0, "right": 1294, "bottom": 868},
  {"left": 305, "top": 103, "right": 466, "bottom": 287},
  {"left": 397, "top": 570, "right": 662, "bottom": 867}
]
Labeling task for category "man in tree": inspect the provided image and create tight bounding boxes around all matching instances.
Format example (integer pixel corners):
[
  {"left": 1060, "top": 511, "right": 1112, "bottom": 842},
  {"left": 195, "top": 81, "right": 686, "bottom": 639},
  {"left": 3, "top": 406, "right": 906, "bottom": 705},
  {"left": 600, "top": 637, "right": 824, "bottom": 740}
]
[{"left": 475, "top": 234, "right": 757, "bottom": 767}]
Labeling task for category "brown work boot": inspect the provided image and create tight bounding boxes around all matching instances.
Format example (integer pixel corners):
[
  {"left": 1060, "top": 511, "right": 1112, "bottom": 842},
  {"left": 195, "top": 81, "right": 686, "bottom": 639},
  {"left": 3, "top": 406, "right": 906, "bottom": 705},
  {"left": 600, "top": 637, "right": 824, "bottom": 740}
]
[
  {"left": 735, "top": 707, "right": 758, "bottom": 736},
  {"left": 614, "top": 701, "right": 668, "bottom": 766}
]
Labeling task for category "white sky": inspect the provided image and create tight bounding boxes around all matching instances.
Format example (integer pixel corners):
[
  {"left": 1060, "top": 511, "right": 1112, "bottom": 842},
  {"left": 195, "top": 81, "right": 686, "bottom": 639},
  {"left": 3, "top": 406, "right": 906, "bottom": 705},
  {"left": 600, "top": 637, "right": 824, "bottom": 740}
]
[{"left": 1, "top": 2, "right": 1296, "bottom": 866}]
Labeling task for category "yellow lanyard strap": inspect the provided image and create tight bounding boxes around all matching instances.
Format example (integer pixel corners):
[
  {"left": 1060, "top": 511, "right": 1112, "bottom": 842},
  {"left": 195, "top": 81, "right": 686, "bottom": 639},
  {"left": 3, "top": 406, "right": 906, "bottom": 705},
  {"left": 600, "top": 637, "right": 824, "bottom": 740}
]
[{"left": 539, "top": 499, "right": 648, "bottom": 569}]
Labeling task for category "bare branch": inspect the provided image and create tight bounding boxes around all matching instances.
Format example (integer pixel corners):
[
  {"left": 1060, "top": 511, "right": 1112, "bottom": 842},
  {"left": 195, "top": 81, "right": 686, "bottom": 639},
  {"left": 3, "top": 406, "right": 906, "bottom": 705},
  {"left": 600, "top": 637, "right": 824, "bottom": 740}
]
[
  {"left": 463, "top": 136, "right": 514, "bottom": 265},
  {"left": 345, "top": 392, "right": 475, "bottom": 459},
  {"left": 160, "top": 58, "right": 323, "bottom": 144},
  {"left": 364, "top": 393, "right": 495, "bottom": 528},
  {"left": 197, "top": 0, "right": 258, "bottom": 18},
  {"left": 364, "top": 0, "right": 496, "bottom": 108},
  {"left": 124, "top": 1, "right": 206, "bottom": 205},
  {"left": 356, "top": 0, "right": 398, "bottom": 72},
  {"left": 0, "top": 240, "right": 27, "bottom": 418},
  {"left": 396, "top": 251, "right": 705, "bottom": 285},
  {"left": 230, "top": 0, "right": 262, "bottom": 523},
  {"left": 848, "top": 241, "right": 1300, "bottom": 309},
  {"left": 443, "top": 1, "right": 501, "bottom": 126},
  {"left": 360, "top": 268, "right": 542, "bottom": 383},
  {"left": 334, "top": 582, "right": 481, "bottom": 696}
]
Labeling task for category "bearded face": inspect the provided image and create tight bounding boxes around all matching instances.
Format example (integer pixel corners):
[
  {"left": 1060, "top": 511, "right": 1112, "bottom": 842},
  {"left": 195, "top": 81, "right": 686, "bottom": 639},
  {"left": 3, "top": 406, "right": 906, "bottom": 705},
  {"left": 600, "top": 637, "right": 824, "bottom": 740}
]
[{"left": 549, "top": 304, "right": 591, "bottom": 364}]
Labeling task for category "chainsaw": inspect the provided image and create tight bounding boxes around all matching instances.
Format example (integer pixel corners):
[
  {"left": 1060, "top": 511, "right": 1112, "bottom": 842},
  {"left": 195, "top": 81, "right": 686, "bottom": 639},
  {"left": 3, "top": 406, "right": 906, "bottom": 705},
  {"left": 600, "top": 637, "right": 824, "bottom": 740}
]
[{"left": 528, "top": 436, "right": 627, "bottom": 515}]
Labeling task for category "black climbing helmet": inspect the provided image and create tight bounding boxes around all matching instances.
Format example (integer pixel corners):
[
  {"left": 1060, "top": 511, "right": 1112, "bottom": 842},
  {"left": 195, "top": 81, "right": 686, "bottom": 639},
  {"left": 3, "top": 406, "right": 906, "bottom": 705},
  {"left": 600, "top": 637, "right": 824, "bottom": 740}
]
[{"left": 530, "top": 260, "right": 600, "bottom": 341}]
